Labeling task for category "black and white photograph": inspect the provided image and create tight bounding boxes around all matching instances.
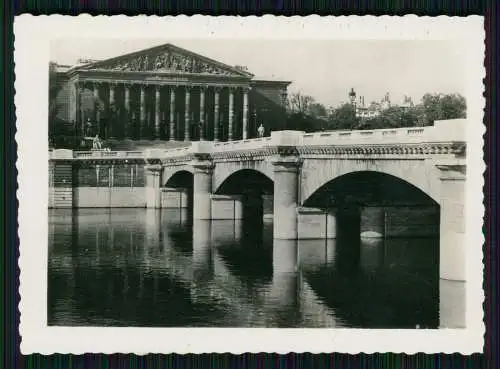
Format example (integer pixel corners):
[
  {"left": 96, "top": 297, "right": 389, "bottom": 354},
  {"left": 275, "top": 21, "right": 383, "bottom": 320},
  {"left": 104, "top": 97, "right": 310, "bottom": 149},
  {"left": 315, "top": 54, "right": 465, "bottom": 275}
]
[{"left": 16, "top": 16, "right": 484, "bottom": 354}]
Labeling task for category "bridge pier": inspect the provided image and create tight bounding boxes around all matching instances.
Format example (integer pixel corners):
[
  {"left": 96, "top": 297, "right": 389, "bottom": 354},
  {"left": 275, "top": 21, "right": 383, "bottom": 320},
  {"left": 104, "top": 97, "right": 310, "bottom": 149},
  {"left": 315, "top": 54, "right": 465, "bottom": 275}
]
[
  {"left": 49, "top": 150, "right": 77, "bottom": 208},
  {"left": 145, "top": 164, "right": 162, "bottom": 209},
  {"left": 360, "top": 207, "right": 385, "bottom": 239},
  {"left": 272, "top": 155, "right": 302, "bottom": 239},
  {"left": 211, "top": 194, "right": 244, "bottom": 220},
  {"left": 161, "top": 187, "right": 190, "bottom": 208},
  {"left": 437, "top": 164, "right": 466, "bottom": 328},
  {"left": 192, "top": 156, "right": 214, "bottom": 220},
  {"left": 297, "top": 207, "right": 336, "bottom": 239}
]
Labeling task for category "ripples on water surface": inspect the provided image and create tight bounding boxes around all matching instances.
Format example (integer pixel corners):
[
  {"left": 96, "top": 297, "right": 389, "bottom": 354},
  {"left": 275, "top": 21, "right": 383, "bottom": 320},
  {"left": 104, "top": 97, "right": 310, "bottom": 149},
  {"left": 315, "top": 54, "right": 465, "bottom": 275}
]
[{"left": 48, "top": 209, "right": 439, "bottom": 328}]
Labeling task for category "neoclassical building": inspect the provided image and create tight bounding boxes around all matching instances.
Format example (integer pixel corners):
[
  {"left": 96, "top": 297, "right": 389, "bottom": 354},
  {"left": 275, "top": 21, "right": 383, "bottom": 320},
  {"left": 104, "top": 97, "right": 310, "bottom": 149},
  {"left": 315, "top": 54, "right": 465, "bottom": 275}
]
[{"left": 50, "top": 43, "right": 291, "bottom": 145}]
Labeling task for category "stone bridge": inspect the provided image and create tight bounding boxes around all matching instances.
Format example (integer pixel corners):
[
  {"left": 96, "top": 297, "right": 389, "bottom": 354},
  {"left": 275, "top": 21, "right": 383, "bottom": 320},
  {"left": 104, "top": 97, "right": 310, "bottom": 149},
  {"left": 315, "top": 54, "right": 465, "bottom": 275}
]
[{"left": 49, "top": 119, "right": 467, "bottom": 293}]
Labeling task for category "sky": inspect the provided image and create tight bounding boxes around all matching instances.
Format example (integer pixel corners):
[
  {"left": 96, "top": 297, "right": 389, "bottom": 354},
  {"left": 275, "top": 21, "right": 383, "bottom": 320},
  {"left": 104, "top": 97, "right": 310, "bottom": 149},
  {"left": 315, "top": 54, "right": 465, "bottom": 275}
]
[{"left": 51, "top": 39, "right": 466, "bottom": 108}]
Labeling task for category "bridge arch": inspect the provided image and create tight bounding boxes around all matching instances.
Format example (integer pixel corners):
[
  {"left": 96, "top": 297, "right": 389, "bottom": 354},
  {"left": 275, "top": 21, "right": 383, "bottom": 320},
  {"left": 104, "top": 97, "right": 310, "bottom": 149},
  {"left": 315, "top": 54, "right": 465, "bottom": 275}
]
[
  {"left": 162, "top": 169, "right": 194, "bottom": 213},
  {"left": 163, "top": 167, "right": 194, "bottom": 188},
  {"left": 212, "top": 162, "right": 274, "bottom": 195},
  {"left": 300, "top": 159, "right": 441, "bottom": 206},
  {"left": 302, "top": 170, "right": 439, "bottom": 209},
  {"left": 214, "top": 168, "right": 274, "bottom": 195}
]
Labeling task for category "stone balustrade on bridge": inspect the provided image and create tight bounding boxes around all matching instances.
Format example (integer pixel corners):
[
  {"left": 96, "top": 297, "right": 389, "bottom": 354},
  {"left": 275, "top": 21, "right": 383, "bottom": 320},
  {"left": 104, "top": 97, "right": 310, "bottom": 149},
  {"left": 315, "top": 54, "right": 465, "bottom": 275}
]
[{"left": 49, "top": 119, "right": 467, "bottom": 162}]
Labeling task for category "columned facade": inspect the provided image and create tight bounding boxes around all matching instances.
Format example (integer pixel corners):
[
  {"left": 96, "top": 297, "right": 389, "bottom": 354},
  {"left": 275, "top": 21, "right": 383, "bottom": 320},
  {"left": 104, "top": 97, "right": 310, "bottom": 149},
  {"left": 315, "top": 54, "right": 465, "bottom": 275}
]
[
  {"left": 72, "top": 80, "right": 257, "bottom": 142},
  {"left": 57, "top": 43, "right": 290, "bottom": 145}
]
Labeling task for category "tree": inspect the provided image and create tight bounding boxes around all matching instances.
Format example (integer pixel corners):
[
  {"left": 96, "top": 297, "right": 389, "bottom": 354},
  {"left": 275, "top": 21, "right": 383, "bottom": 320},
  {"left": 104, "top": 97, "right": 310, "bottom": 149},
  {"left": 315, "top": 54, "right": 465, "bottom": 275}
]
[
  {"left": 328, "top": 103, "right": 359, "bottom": 130},
  {"left": 439, "top": 93, "right": 467, "bottom": 120},
  {"left": 307, "top": 102, "right": 328, "bottom": 118},
  {"left": 418, "top": 93, "right": 466, "bottom": 125},
  {"left": 288, "top": 92, "right": 315, "bottom": 114},
  {"left": 286, "top": 112, "right": 324, "bottom": 132}
]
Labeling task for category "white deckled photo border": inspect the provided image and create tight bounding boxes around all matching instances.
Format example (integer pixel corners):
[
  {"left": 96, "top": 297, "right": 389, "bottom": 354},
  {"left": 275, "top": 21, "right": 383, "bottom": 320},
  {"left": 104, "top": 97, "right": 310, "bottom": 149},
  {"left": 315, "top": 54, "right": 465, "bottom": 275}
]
[{"left": 15, "top": 15, "right": 485, "bottom": 354}]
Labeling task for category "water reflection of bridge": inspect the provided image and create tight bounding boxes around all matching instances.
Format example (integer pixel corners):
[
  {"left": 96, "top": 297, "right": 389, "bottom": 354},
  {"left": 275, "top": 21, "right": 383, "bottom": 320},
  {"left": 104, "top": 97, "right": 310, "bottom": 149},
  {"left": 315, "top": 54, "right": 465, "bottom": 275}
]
[
  {"left": 49, "top": 208, "right": 447, "bottom": 328},
  {"left": 150, "top": 211, "right": 340, "bottom": 327},
  {"left": 49, "top": 209, "right": 341, "bottom": 327}
]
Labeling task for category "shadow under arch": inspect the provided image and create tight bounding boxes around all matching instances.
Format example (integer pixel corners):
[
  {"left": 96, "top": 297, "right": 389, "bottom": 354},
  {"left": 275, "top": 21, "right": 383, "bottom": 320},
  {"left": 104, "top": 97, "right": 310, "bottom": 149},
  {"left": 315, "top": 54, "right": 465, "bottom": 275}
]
[
  {"left": 302, "top": 170, "right": 439, "bottom": 209},
  {"left": 213, "top": 168, "right": 275, "bottom": 244},
  {"left": 214, "top": 168, "right": 274, "bottom": 196},
  {"left": 300, "top": 170, "right": 441, "bottom": 328},
  {"left": 162, "top": 170, "right": 194, "bottom": 226},
  {"left": 164, "top": 170, "right": 194, "bottom": 189}
]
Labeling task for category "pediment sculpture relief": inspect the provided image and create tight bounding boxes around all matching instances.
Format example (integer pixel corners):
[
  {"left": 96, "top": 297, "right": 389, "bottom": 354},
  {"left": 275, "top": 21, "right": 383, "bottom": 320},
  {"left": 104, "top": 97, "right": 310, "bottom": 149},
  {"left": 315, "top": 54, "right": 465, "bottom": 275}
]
[{"left": 97, "top": 50, "right": 239, "bottom": 76}]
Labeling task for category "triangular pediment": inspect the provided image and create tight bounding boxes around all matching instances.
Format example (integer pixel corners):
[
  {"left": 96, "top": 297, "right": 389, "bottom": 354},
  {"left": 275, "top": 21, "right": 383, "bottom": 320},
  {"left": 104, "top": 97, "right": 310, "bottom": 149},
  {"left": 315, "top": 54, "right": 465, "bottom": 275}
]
[{"left": 79, "top": 43, "right": 254, "bottom": 78}]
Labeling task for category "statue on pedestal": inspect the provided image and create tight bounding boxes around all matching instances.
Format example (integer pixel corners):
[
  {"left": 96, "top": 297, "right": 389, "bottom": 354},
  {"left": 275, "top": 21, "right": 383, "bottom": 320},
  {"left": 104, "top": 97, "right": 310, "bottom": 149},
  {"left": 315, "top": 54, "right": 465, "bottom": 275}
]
[
  {"left": 258, "top": 123, "right": 265, "bottom": 138},
  {"left": 92, "top": 134, "right": 102, "bottom": 150},
  {"left": 85, "top": 117, "right": 94, "bottom": 137}
]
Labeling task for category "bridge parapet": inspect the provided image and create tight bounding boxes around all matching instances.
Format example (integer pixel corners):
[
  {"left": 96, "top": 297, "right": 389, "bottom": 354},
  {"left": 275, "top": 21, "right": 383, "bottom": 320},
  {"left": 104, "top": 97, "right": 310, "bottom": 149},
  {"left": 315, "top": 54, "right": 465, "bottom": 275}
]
[{"left": 301, "top": 119, "right": 466, "bottom": 147}]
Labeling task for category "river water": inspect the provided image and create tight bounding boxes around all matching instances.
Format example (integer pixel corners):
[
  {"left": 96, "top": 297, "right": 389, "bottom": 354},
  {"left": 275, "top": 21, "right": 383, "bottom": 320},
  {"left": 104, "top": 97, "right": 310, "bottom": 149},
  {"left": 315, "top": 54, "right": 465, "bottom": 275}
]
[{"left": 48, "top": 208, "right": 439, "bottom": 328}]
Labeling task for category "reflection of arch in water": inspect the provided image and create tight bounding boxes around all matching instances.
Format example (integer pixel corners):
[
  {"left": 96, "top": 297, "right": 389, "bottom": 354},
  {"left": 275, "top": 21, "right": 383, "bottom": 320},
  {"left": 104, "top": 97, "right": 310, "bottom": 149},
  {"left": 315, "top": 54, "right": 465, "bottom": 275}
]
[
  {"left": 303, "top": 252, "right": 439, "bottom": 329},
  {"left": 299, "top": 171, "right": 441, "bottom": 328}
]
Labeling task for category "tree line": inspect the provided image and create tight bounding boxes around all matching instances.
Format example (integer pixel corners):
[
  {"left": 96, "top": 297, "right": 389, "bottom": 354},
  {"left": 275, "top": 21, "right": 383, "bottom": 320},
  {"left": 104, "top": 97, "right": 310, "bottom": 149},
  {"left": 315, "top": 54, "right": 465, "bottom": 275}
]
[{"left": 284, "top": 91, "right": 467, "bottom": 132}]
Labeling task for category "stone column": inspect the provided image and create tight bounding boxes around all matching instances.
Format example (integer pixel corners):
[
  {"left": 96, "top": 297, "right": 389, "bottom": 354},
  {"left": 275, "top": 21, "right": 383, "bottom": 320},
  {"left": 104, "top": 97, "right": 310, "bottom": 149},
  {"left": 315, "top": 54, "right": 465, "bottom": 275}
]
[
  {"left": 124, "top": 83, "right": 131, "bottom": 139},
  {"left": 199, "top": 86, "right": 206, "bottom": 140},
  {"left": 154, "top": 85, "right": 161, "bottom": 140},
  {"left": 75, "top": 82, "right": 83, "bottom": 137},
  {"left": 169, "top": 86, "right": 176, "bottom": 141},
  {"left": 437, "top": 164, "right": 466, "bottom": 328},
  {"left": 192, "top": 155, "right": 214, "bottom": 220},
  {"left": 93, "top": 81, "right": 100, "bottom": 100},
  {"left": 228, "top": 87, "right": 234, "bottom": 141},
  {"left": 145, "top": 164, "right": 162, "bottom": 209},
  {"left": 92, "top": 82, "right": 100, "bottom": 134},
  {"left": 184, "top": 86, "right": 191, "bottom": 141},
  {"left": 109, "top": 83, "right": 115, "bottom": 106},
  {"left": 108, "top": 83, "right": 116, "bottom": 138},
  {"left": 242, "top": 87, "right": 249, "bottom": 140},
  {"left": 213, "top": 87, "right": 221, "bottom": 142},
  {"left": 272, "top": 153, "right": 301, "bottom": 239},
  {"left": 140, "top": 84, "right": 146, "bottom": 139}
]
